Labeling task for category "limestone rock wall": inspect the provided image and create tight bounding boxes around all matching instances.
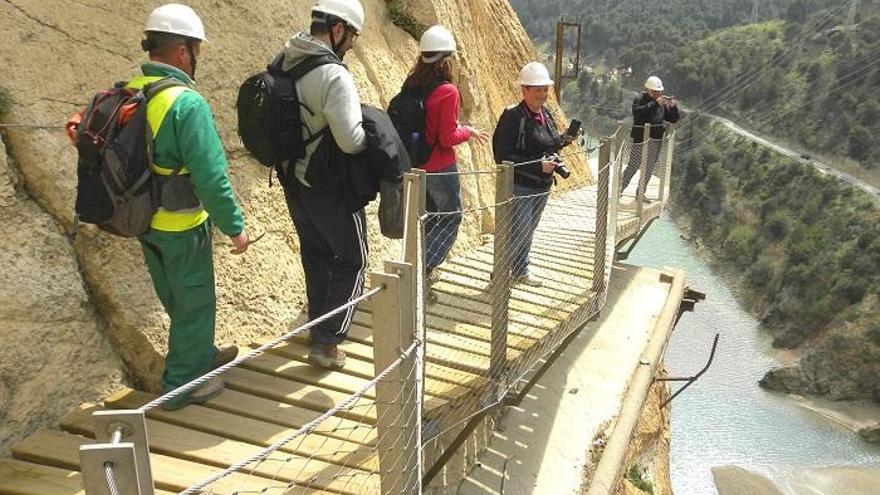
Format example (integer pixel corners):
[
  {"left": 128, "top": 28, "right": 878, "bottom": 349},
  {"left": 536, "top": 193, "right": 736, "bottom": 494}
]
[
  {"left": 0, "top": 0, "right": 585, "bottom": 453},
  {"left": 0, "top": 135, "right": 125, "bottom": 455}
]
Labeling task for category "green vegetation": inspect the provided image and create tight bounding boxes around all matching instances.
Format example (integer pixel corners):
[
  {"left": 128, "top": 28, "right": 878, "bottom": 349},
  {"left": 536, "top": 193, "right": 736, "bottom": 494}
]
[
  {"left": 673, "top": 122, "right": 880, "bottom": 348},
  {"left": 625, "top": 463, "right": 655, "bottom": 494},
  {"left": 511, "top": 0, "right": 878, "bottom": 169},
  {"left": 509, "top": 0, "right": 837, "bottom": 72},
  {"left": 385, "top": 0, "right": 427, "bottom": 40},
  {"left": 665, "top": 12, "right": 880, "bottom": 169},
  {"left": 0, "top": 86, "right": 9, "bottom": 116}
]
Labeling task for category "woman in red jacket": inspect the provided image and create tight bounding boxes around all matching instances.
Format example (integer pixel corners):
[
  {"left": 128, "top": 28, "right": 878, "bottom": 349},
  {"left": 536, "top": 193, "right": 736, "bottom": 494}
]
[{"left": 401, "top": 25, "right": 488, "bottom": 303}]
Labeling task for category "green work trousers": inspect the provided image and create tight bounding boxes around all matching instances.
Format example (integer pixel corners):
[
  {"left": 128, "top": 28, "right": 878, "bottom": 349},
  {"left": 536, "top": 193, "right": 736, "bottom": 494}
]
[{"left": 139, "top": 221, "right": 216, "bottom": 395}]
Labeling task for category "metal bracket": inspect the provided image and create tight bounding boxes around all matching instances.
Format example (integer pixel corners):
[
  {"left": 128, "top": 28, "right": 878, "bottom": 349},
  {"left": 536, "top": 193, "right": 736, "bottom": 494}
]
[
  {"left": 89, "top": 410, "right": 154, "bottom": 495},
  {"left": 655, "top": 333, "right": 719, "bottom": 409},
  {"left": 80, "top": 443, "right": 142, "bottom": 495}
]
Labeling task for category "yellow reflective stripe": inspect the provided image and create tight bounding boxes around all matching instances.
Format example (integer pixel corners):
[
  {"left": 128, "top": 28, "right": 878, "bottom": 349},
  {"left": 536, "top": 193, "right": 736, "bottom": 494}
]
[
  {"left": 151, "top": 209, "right": 209, "bottom": 232},
  {"left": 127, "top": 77, "right": 205, "bottom": 232},
  {"left": 152, "top": 164, "right": 191, "bottom": 175}
]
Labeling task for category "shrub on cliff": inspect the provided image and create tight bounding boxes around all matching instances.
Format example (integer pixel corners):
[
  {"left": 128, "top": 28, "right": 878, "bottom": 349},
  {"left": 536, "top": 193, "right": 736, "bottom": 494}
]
[{"left": 385, "top": 1, "right": 427, "bottom": 40}]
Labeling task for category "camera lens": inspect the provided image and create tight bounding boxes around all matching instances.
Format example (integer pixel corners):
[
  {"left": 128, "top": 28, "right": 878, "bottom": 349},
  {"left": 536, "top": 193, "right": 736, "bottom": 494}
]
[{"left": 554, "top": 164, "right": 571, "bottom": 179}]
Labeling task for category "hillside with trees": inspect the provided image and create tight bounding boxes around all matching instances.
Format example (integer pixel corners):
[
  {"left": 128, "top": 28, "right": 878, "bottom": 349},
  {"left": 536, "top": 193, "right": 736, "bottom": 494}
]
[
  {"left": 664, "top": 8, "right": 880, "bottom": 170},
  {"left": 674, "top": 121, "right": 879, "bottom": 402},
  {"left": 511, "top": 0, "right": 879, "bottom": 171}
]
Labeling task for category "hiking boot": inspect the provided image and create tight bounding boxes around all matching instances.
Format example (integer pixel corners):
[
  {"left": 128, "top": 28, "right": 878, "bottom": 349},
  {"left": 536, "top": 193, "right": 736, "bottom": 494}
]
[
  {"left": 161, "top": 377, "right": 225, "bottom": 412},
  {"left": 212, "top": 346, "right": 239, "bottom": 370},
  {"left": 513, "top": 273, "right": 543, "bottom": 287},
  {"left": 309, "top": 344, "right": 346, "bottom": 370}
]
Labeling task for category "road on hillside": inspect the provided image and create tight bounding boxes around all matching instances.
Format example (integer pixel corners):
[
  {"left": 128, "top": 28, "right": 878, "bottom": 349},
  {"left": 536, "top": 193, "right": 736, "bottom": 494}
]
[{"left": 705, "top": 114, "right": 880, "bottom": 200}]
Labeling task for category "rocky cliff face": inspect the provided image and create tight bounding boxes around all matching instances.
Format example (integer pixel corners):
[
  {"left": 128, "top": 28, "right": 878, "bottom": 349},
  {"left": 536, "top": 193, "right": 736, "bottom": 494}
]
[
  {"left": 760, "top": 295, "right": 880, "bottom": 405},
  {"left": 0, "top": 134, "right": 125, "bottom": 455},
  {"left": 0, "top": 0, "right": 586, "bottom": 453}
]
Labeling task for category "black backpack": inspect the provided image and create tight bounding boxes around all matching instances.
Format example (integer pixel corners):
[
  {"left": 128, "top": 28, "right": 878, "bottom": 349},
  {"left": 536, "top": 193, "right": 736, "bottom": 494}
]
[
  {"left": 73, "top": 78, "right": 184, "bottom": 237},
  {"left": 236, "top": 53, "right": 340, "bottom": 173},
  {"left": 387, "top": 81, "right": 444, "bottom": 168}
]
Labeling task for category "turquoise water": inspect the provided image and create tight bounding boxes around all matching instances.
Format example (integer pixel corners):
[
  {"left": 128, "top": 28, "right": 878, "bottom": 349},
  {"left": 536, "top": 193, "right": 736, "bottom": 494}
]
[{"left": 627, "top": 214, "right": 880, "bottom": 494}]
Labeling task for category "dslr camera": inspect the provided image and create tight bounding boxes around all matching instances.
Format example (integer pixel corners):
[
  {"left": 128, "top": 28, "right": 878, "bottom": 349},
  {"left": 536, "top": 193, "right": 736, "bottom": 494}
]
[{"left": 546, "top": 153, "right": 571, "bottom": 179}]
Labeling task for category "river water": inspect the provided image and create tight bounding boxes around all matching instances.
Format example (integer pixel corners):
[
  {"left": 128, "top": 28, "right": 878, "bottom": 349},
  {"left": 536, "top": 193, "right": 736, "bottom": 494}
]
[{"left": 626, "top": 214, "right": 880, "bottom": 494}]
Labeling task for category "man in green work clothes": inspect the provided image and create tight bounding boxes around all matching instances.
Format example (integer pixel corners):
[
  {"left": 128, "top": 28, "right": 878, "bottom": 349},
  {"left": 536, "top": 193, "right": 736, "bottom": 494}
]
[{"left": 136, "top": 4, "right": 250, "bottom": 410}]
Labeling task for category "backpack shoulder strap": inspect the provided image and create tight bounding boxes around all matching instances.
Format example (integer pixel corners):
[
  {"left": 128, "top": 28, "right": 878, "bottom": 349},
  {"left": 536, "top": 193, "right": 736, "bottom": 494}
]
[
  {"left": 142, "top": 77, "right": 188, "bottom": 101},
  {"left": 287, "top": 54, "right": 343, "bottom": 81},
  {"left": 141, "top": 77, "right": 190, "bottom": 176}
]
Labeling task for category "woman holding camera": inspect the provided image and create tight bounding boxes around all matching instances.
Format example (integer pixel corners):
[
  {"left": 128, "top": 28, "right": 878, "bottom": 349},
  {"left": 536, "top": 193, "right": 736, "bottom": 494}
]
[{"left": 492, "top": 62, "right": 574, "bottom": 287}]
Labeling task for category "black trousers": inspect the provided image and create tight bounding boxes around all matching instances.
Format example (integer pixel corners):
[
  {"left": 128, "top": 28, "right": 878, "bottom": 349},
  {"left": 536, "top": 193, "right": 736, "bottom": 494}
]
[
  {"left": 284, "top": 182, "right": 368, "bottom": 346},
  {"left": 621, "top": 139, "right": 663, "bottom": 193}
]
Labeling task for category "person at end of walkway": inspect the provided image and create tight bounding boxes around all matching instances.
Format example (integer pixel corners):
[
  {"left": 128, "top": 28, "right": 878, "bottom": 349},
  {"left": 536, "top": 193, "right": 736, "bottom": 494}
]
[
  {"left": 278, "top": 0, "right": 368, "bottom": 369},
  {"left": 492, "top": 62, "right": 574, "bottom": 288},
  {"left": 401, "top": 25, "right": 488, "bottom": 304},
  {"left": 136, "top": 4, "right": 250, "bottom": 411},
  {"left": 621, "top": 75, "right": 680, "bottom": 197}
]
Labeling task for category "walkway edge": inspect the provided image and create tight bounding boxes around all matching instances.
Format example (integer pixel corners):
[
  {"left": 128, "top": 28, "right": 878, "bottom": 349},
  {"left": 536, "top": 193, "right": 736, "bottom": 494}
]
[{"left": 585, "top": 268, "right": 685, "bottom": 495}]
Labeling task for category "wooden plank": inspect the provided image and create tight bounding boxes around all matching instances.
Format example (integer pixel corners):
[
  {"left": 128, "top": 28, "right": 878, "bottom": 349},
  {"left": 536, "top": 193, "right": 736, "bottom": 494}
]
[
  {"left": 439, "top": 260, "right": 592, "bottom": 308},
  {"left": 104, "top": 388, "right": 377, "bottom": 446},
  {"left": 344, "top": 318, "right": 521, "bottom": 362},
  {"left": 431, "top": 269, "right": 580, "bottom": 314},
  {"left": 267, "top": 340, "right": 486, "bottom": 396},
  {"left": 448, "top": 256, "right": 589, "bottom": 296},
  {"left": 448, "top": 253, "right": 595, "bottom": 308},
  {"left": 99, "top": 390, "right": 379, "bottom": 470},
  {"left": 353, "top": 308, "right": 537, "bottom": 351},
  {"left": 444, "top": 247, "right": 588, "bottom": 285},
  {"left": 60, "top": 406, "right": 380, "bottom": 493},
  {"left": 223, "top": 367, "right": 378, "bottom": 424},
  {"left": 283, "top": 330, "right": 488, "bottom": 387},
  {"left": 12, "top": 429, "right": 336, "bottom": 495},
  {"left": 0, "top": 458, "right": 178, "bottom": 495},
  {"left": 476, "top": 237, "right": 592, "bottom": 265},
  {"left": 431, "top": 280, "right": 569, "bottom": 324},
  {"left": 226, "top": 365, "right": 448, "bottom": 421},
  {"left": 242, "top": 353, "right": 378, "bottom": 400},
  {"left": 431, "top": 278, "right": 576, "bottom": 319}
]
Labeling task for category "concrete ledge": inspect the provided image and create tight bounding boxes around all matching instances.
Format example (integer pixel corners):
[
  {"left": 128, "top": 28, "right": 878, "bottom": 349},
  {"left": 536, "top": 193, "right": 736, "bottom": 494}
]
[{"left": 459, "top": 264, "right": 685, "bottom": 495}]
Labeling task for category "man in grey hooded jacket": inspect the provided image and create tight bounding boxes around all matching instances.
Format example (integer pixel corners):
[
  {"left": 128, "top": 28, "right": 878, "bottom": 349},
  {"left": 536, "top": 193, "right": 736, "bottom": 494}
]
[{"left": 279, "top": 0, "right": 367, "bottom": 369}]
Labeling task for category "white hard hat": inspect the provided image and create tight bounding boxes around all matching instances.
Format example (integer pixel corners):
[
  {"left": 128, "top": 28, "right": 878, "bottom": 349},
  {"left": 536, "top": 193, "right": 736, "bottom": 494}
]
[
  {"left": 645, "top": 76, "right": 664, "bottom": 91},
  {"left": 420, "top": 25, "right": 456, "bottom": 53},
  {"left": 312, "top": 0, "right": 365, "bottom": 34},
  {"left": 518, "top": 62, "right": 554, "bottom": 86},
  {"left": 144, "top": 3, "right": 206, "bottom": 41}
]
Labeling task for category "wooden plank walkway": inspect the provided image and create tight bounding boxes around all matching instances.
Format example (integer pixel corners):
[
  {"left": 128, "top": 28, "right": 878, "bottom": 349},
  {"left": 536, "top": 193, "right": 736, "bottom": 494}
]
[{"left": 1, "top": 177, "right": 665, "bottom": 495}]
